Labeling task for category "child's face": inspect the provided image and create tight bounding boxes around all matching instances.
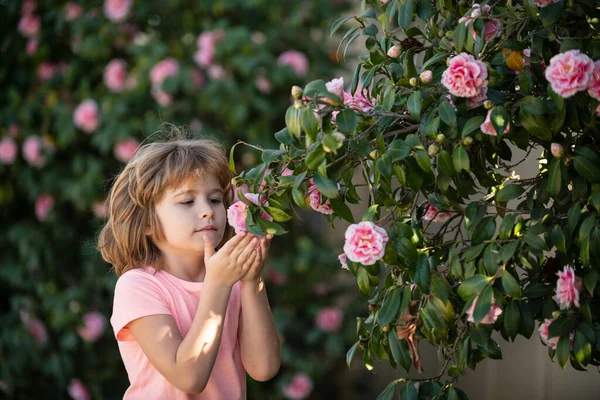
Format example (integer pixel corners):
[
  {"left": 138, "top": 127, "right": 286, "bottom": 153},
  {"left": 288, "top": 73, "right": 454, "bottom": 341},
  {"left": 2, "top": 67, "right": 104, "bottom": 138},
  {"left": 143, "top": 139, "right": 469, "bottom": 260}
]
[{"left": 152, "top": 172, "right": 227, "bottom": 257}]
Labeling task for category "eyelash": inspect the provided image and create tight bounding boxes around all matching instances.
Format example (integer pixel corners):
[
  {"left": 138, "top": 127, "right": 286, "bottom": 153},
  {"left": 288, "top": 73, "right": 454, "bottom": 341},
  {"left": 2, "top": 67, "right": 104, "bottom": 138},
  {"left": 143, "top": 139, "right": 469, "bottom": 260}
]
[{"left": 180, "top": 199, "right": 222, "bottom": 206}]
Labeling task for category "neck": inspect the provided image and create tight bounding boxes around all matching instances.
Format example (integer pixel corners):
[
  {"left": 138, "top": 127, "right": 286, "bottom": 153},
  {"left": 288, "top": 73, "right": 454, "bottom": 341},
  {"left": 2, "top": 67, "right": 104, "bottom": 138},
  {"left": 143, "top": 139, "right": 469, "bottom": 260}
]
[{"left": 158, "top": 252, "right": 206, "bottom": 282}]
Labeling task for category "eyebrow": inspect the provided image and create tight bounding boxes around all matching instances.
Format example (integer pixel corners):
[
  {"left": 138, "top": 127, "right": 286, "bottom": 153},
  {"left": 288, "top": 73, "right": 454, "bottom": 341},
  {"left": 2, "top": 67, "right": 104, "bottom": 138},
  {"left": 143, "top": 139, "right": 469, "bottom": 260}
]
[{"left": 173, "top": 188, "right": 224, "bottom": 197}]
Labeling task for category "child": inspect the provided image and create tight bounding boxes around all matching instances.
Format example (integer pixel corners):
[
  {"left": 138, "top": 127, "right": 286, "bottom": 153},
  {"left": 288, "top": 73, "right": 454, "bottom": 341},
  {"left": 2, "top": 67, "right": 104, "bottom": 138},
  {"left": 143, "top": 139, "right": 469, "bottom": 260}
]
[{"left": 98, "top": 133, "right": 281, "bottom": 399}]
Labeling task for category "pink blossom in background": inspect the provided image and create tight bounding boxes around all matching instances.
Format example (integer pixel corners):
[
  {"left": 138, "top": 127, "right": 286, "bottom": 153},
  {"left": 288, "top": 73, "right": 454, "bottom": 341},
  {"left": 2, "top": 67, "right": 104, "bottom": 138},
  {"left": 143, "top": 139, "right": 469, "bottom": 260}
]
[
  {"left": 21, "top": 0, "right": 37, "bottom": 15},
  {"left": 325, "top": 77, "right": 345, "bottom": 100},
  {"left": 338, "top": 253, "right": 348, "bottom": 270},
  {"left": 113, "top": 138, "right": 139, "bottom": 162},
  {"left": 480, "top": 108, "right": 510, "bottom": 136},
  {"left": 0, "top": 381, "right": 7, "bottom": 392},
  {"left": 283, "top": 373, "right": 313, "bottom": 400},
  {"left": 387, "top": 45, "right": 401, "bottom": 58},
  {"left": 227, "top": 193, "right": 273, "bottom": 234},
  {"left": 65, "top": 2, "right": 83, "bottom": 21},
  {"left": 343, "top": 221, "right": 389, "bottom": 265},
  {"left": 22, "top": 136, "right": 46, "bottom": 167},
  {"left": 551, "top": 143, "right": 564, "bottom": 158},
  {"left": 442, "top": 53, "right": 488, "bottom": 98},
  {"left": 422, "top": 203, "right": 453, "bottom": 223},
  {"left": 538, "top": 318, "right": 559, "bottom": 349},
  {"left": 587, "top": 61, "right": 600, "bottom": 100},
  {"left": 207, "top": 65, "right": 226, "bottom": 80},
  {"left": 104, "top": 0, "right": 131, "bottom": 22},
  {"left": 192, "top": 69, "right": 205, "bottom": 89},
  {"left": 68, "top": 379, "right": 90, "bottom": 400},
  {"left": 484, "top": 19, "right": 500, "bottom": 42},
  {"left": 18, "top": 14, "right": 40, "bottom": 38},
  {"left": 307, "top": 179, "right": 334, "bottom": 215},
  {"left": 596, "top": 104, "right": 600, "bottom": 117},
  {"left": 313, "top": 282, "right": 331, "bottom": 296},
  {"left": 267, "top": 268, "right": 286, "bottom": 285},
  {"left": 26, "top": 38, "right": 39, "bottom": 55},
  {"left": 151, "top": 89, "right": 173, "bottom": 106},
  {"left": 8, "top": 124, "right": 20, "bottom": 138},
  {"left": 37, "top": 61, "right": 56, "bottom": 82},
  {"left": 420, "top": 70, "right": 433, "bottom": 83},
  {"left": 20, "top": 311, "right": 48, "bottom": 344},
  {"left": 73, "top": 99, "right": 100, "bottom": 133},
  {"left": 77, "top": 311, "right": 107, "bottom": 342},
  {"left": 150, "top": 58, "right": 179, "bottom": 87},
  {"left": 466, "top": 295, "right": 503, "bottom": 324},
  {"left": 0, "top": 138, "right": 18, "bottom": 164},
  {"left": 458, "top": 3, "right": 485, "bottom": 25},
  {"left": 282, "top": 168, "right": 294, "bottom": 176},
  {"left": 316, "top": 307, "right": 344, "bottom": 332},
  {"left": 194, "top": 30, "right": 224, "bottom": 67},
  {"left": 545, "top": 50, "right": 594, "bottom": 98},
  {"left": 255, "top": 75, "right": 272, "bottom": 93},
  {"left": 92, "top": 201, "right": 107, "bottom": 218},
  {"left": 343, "top": 90, "right": 375, "bottom": 113},
  {"left": 278, "top": 50, "right": 309, "bottom": 76},
  {"left": 554, "top": 265, "right": 581, "bottom": 308},
  {"left": 35, "top": 194, "right": 54, "bottom": 221},
  {"left": 103, "top": 59, "right": 128, "bottom": 92},
  {"left": 534, "top": 0, "right": 559, "bottom": 6}
]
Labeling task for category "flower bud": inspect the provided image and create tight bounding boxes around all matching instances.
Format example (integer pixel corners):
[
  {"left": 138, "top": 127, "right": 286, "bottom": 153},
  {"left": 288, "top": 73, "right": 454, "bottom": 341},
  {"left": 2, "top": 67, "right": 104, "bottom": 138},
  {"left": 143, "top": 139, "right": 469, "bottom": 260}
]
[
  {"left": 409, "top": 77, "right": 418, "bottom": 87},
  {"left": 419, "top": 70, "right": 433, "bottom": 83},
  {"left": 551, "top": 143, "right": 564, "bottom": 159},
  {"left": 382, "top": 325, "right": 390, "bottom": 332},
  {"left": 291, "top": 85, "right": 303, "bottom": 99},
  {"left": 293, "top": 99, "right": 303, "bottom": 109},
  {"left": 387, "top": 44, "right": 401, "bottom": 58},
  {"left": 436, "top": 133, "right": 446, "bottom": 144},
  {"left": 368, "top": 304, "right": 376, "bottom": 313},
  {"left": 463, "top": 136, "right": 474, "bottom": 146},
  {"left": 484, "top": 100, "right": 494, "bottom": 109},
  {"left": 428, "top": 144, "right": 440, "bottom": 156}
]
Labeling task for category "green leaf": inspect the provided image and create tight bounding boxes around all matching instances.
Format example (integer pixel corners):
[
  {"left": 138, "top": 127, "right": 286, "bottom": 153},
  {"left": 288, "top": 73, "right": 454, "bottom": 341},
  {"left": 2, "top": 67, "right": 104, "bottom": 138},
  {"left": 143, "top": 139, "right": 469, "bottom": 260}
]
[
  {"left": 550, "top": 225, "right": 567, "bottom": 254},
  {"left": 464, "top": 242, "right": 486, "bottom": 262},
  {"left": 584, "top": 269, "right": 598, "bottom": 296},
  {"left": 363, "top": 204, "right": 379, "bottom": 222},
  {"left": 439, "top": 101, "right": 457, "bottom": 127},
  {"left": 458, "top": 274, "right": 491, "bottom": 301},
  {"left": 438, "top": 150, "right": 456, "bottom": 177},
  {"left": 387, "top": 140, "right": 411, "bottom": 161},
  {"left": 330, "top": 198, "right": 354, "bottom": 223},
  {"left": 313, "top": 172, "right": 339, "bottom": 199},
  {"left": 229, "top": 142, "right": 241, "bottom": 173},
  {"left": 431, "top": 275, "right": 450, "bottom": 303},
  {"left": 331, "top": 16, "right": 352, "bottom": 36},
  {"left": 574, "top": 154, "right": 600, "bottom": 184},
  {"left": 453, "top": 145, "right": 470, "bottom": 173},
  {"left": 346, "top": 341, "right": 360, "bottom": 369},
  {"left": 337, "top": 109, "right": 358, "bottom": 133},
  {"left": 377, "top": 380, "right": 398, "bottom": 400},
  {"left": 567, "top": 202, "right": 582, "bottom": 236},
  {"left": 519, "top": 107, "right": 551, "bottom": 141},
  {"left": 414, "top": 253, "right": 431, "bottom": 292},
  {"left": 499, "top": 214, "right": 517, "bottom": 239},
  {"left": 398, "top": 381, "right": 418, "bottom": 400},
  {"left": 472, "top": 286, "right": 493, "bottom": 325},
  {"left": 407, "top": 91, "right": 423, "bottom": 121},
  {"left": 300, "top": 107, "right": 319, "bottom": 142},
  {"left": 522, "top": 283, "right": 553, "bottom": 298},
  {"left": 454, "top": 23, "right": 467, "bottom": 53},
  {"left": 388, "top": 330, "right": 412, "bottom": 372},
  {"left": 502, "top": 270, "right": 522, "bottom": 299},
  {"left": 573, "top": 330, "right": 592, "bottom": 365},
  {"left": 547, "top": 158, "right": 562, "bottom": 198},
  {"left": 378, "top": 288, "right": 403, "bottom": 326},
  {"left": 540, "top": 0, "right": 563, "bottom": 27},
  {"left": 490, "top": 106, "right": 510, "bottom": 136},
  {"left": 264, "top": 206, "right": 292, "bottom": 222},
  {"left": 397, "top": 0, "right": 415, "bottom": 29},
  {"left": 524, "top": 232, "right": 546, "bottom": 251},
  {"left": 519, "top": 96, "right": 549, "bottom": 115},
  {"left": 357, "top": 268, "right": 371, "bottom": 296},
  {"left": 397, "top": 238, "right": 418, "bottom": 261},
  {"left": 261, "top": 149, "right": 288, "bottom": 165},
  {"left": 497, "top": 184, "right": 525, "bottom": 202},
  {"left": 274, "top": 127, "right": 293, "bottom": 145},
  {"left": 462, "top": 116, "right": 485, "bottom": 137},
  {"left": 548, "top": 316, "right": 577, "bottom": 339},
  {"left": 256, "top": 218, "right": 288, "bottom": 235},
  {"left": 501, "top": 240, "right": 520, "bottom": 263},
  {"left": 305, "top": 144, "right": 326, "bottom": 170},
  {"left": 414, "top": 149, "right": 431, "bottom": 172},
  {"left": 556, "top": 335, "right": 570, "bottom": 369},
  {"left": 504, "top": 301, "right": 520, "bottom": 340},
  {"left": 421, "top": 52, "right": 449, "bottom": 72}
]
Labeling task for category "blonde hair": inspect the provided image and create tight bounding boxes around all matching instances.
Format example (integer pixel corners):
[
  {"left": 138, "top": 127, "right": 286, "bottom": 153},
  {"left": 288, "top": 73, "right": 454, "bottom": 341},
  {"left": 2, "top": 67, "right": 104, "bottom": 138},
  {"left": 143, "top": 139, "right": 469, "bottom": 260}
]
[{"left": 98, "top": 128, "right": 233, "bottom": 276}]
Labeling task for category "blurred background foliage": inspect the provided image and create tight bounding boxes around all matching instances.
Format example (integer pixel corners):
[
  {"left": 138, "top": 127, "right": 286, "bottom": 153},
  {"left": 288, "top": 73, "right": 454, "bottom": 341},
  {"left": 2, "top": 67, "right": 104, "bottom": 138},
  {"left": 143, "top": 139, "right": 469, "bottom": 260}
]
[{"left": 0, "top": 0, "right": 362, "bottom": 398}]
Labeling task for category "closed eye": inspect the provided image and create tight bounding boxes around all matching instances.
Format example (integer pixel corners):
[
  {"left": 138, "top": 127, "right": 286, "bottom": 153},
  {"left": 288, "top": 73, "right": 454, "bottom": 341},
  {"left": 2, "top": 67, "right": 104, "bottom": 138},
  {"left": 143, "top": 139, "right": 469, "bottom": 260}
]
[
  {"left": 210, "top": 198, "right": 222, "bottom": 204},
  {"left": 180, "top": 199, "right": 194, "bottom": 206}
]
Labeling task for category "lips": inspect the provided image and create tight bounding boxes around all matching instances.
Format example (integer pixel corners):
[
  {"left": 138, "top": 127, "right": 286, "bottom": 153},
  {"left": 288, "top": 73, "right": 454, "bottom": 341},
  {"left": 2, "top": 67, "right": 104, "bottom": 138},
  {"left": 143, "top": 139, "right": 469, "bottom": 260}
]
[{"left": 197, "top": 225, "right": 217, "bottom": 232}]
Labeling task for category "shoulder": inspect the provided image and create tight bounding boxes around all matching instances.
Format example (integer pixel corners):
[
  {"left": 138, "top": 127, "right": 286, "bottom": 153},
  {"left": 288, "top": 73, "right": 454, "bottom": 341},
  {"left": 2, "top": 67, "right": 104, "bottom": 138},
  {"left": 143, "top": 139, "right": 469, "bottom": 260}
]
[{"left": 114, "top": 267, "right": 168, "bottom": 298}]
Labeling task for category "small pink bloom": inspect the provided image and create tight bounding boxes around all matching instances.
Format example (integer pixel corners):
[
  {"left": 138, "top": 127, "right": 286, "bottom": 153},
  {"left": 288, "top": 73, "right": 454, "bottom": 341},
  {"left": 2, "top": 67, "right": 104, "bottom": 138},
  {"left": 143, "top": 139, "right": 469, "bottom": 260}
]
[
  {"left": 37, "top": 61, "right": 56, "bottom": 82},
  {"left": 480, "top": 108, "right": 510, "bottom": 136},
  {"left": 18, "top": 14, "right": 40, "bottom": 38},
  {"left": 65, "top": 2, "right": 83, "bottom": 21},
  {"left": 587, "top": 61, "right": 600, "bottom": 101},
  {"left": 466, "top": 295, "right": 503, "bottom": 324},
  {"left": 278, "top": 50, "right": 309, "bottom": 77},
  {"left": 73, "top": 99, "right": 100, "bottom": 133},
  {"left": 68, "top": 379, "right": 90, "bottom": 400},
  {"left": 267, "top": 268, "right": 286, "bottom": 286},
  {"left": 596, "top": 104, "right": 600, "bottom": 117},
  {"left": 149, "top": 58, "right": 179, "bottom": 87},
  {"left": 387, "top": 45, "right": 401, "bottom": 58},
  {"left": 545, "top": 50, "right": 594, "bottom": 98},
  {"left": 338, "top": 253, "right": 348, "bottom": 270},
  {"left": 22, "top": 136, "right": 46, "bottom": 167},
  {"left": 308, "top": 179, "right": 334, "bottom": 215},
  {"left": 534, "top": 0, "right": 559, "bottom": 6},
  {"left": 35, "top": 194, "right": 54, "bottom": 221},
  {"left": 554, "top": 265, "right": 581, "bottom": 308},
  {"left": 20, "top": 311, "right": 48, "bottom": 344},
  {"left": 343, "top": 90, "right": 375, "bottom": 113},
  {"left": 226, "top": 193, "right": 273, "bottom": 234},
  {"left": 343, "top": 221, "right": 389, "bottom": 266},
  {"left": 282, "top": 168, "right": 294, "bottom": 176},
  {"left": 103, "top": 59, "right": 128, "bottom": 92},
  {"left": 326, "top": 77, "right": 344, "bottom": 100},
  {"left": 104, "top": 0, "right": 131, "bottom": 22},
  {"left": 151, "top": 89, "right": 173, "bottom": 106},
  {"left": 26, "top": 38, "right": 39, "bottom": 55},
  {"left": 8, "top": 124, "right": 20, "bottom": 138},
  {"left": 484, "top": 19, "right": 500, "bottom": 42},
  {"left": 442, "top": 53, "right": 488, "bottom": 98},
  {"left": 21, "top": 0, "right": 37, "bottom": 15},
  {"left": 194, "top": 30, "right": 224, "bottom": 67},
  {"left": 538, "top": 318, "right": 559, "bottom": 349},
  {"left": 92, "top": 201, "right": 107, "bottom": 218},
  {"left": 551, "top": 143, "right": 564, "bottom": 159},
  {"left": 192, "top": 69, "right": 205, "bottom": 89},
  {"left": 420, "top": 70, "right": 433, "bottom": 83},
  {"left": 0, "top": 137, "right": 18, "bottom": 164},
  {"left": 207, "top": 65, "right": 226, "bottom": 80},
  {"left": 313, "top": 282, "right": 331, "bottom": 296},
  {"left": 77, "top": 311, "right": 107, "bottom": 342},
  {"left": 113, "top": 137, "right": 139, "bottom": 163},
  {"left": 422, "top": 203, "right": 452, "bottom": 223},
  {"left": 283, "top": 373, "right": 313, "bottom": 400},
  {"left": 315, "top": 307, "right": 344, "bottom": 332}
]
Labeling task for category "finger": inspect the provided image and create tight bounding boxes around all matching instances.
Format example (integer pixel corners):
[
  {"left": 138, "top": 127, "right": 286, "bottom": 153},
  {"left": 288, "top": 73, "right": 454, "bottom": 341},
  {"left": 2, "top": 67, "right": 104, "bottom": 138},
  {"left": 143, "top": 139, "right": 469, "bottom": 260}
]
[
  {"left": 238, "top": 237, "right": 258, "bottom": 262},
  {"left": 229, "top": 233, "right": 254, "bottom": 257},
  {"left": 219, "top": 231, "right": 247, "bottom": 253},
  {"left": 243, "top": 250, "right": 259, "bottom": 272},
  {"left": 203, "top": 235, "right": 215, "bottom": 262}
]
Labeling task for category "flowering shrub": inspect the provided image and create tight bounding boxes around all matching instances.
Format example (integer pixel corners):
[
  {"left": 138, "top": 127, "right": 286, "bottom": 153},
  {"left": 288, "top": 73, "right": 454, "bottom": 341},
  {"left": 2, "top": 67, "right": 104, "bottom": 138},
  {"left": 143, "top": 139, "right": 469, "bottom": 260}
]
[{"left": 232, "top": 0, "right": 600, "bottom": 397}]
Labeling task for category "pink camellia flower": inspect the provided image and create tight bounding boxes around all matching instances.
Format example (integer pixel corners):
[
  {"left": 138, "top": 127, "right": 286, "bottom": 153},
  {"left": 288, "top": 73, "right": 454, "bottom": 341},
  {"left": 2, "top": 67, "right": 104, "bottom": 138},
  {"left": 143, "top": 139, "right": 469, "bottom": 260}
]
[
  {"left": 113, "top": 137, "right": 139, "bottom": 163},
  {"left": 35, "top": 194, "right": 54, "bottom": 221},
  {"left": 587, "top": 61, "right": 600, "bottom": 101},
  {"left": 483, "top": 20, "right": 500, "bottom": 42},
  {"left": 267, "top": 268, "right": 286, "bottom": 285},
  {"left": 422, "top": 203, "right": 453, "bottom": 223},
  {"left": 554, "top": 265, "right": 582, "bottom": 309},
  {"left": 150, "top": 58, "right": 179, "bottom": 87},
  {"left": 316, "top": 307, "right": 344, "bottom": 332},
  {"left": 480, "top": 108, "right": 510, "bottom": 136},
  {"left": 207, "top": 65, "right": 226, "bottom": 80},
  {"left": 104, "top": 0, "right": 131, "bottom": 22},
  {"left": 104, "top": 59, "right": 127, "bottom": 92},
  {"left": 343, "top": 221, "right": 389, "bottom": 266},
  {"left": 534, "top": 0, "right": 559, "bottom": 6},
  {"left": 0, "top": 137, "right": 18, "bottom": 164},
  {"left": 9, "top": 124, "right": 20, "bottom": 138},
  {"left": 22, "top": 135, "right": 46, "bottom": 167},
  {"left": 26, "top": 38, "right": 39, "bottom": 55},
  {"left": 65, "top": 2, "right": 83, "bottom": 21},
  {"left": 21, "top": 0, "right": 37, "bottom": 15},
  {"left": 18, "top": 14, "right": 40, "bottom": 38},
  {"left": 343, "top": 90, "right": 375, "bottom": 113},
  {"left": 37, "top": 61, "right": 56, "bottom": 82},
  {"left": 307, "top": 179, "right": 334, "bottom": 215},
  {"left": 466, "top": 295, "right": 503, "bottom": 324},
  {"left": 458, "top": 3, "right": 488, "bottom": 25},
  {"left": 194, "top": 30, "right": 224, "bottom": 67},
  {"left": 73, "top": 99, "right": 100, "bottom": 133},
  {"left": 283, "top": 373, "right": 313, "bottom": 400},
  {"left": 545, "top": 50, "right": 594, "bottom": 98},
  {"left": 538, "top": 318, "right": 559, "bottom": 349},
  {"left": 20, "top": 311, "right": 48, "bottom": 344},
  {"left": 282, "top": 168, "right": 294, "bottom": 177},
  {"left": 68, "top": 379, "right": 90, "bottom": 400},
  {"left": 255, "top": 75, "right": 272, "bottom": 94},
  {"left": 442, "top": 53, "right": 488, "bottom": 98},
  {"left": 447, "top": 86, "right": 488, "bottom": 110},
  {"left": 325, "top": 77, "right": 344, "bottom": 102},
  {"left": 77, "top": 311, "right": 107, "bottom": 342},
  {"left": 313, "top": 282, "right": 331, "bottom": 296},
  {"left": 596, "top": 104, "right": 600, "bottom": 117},
  {"left": 92, "top": 201, "right": 107, "bottom": 218},
  {"left": 192, "top": 69, "right": 205, "bottom": 89},
  {"left": 420, "top": 70, "right": 433, "bottom": 83},
  {"left": 278, "top": 50, "right": 309, "bottom": 77},
  {"left": 338, "top": 253, "right": 348, "bottom": 270},
  {"left": 387, "top": 45, "right": 401, "bottom": 58},
  {"left": 551, "top": 143, "right": 564, "bottom": 159},
  {"left": 227, "top": 193, "right": 273, "bottom": 234}
]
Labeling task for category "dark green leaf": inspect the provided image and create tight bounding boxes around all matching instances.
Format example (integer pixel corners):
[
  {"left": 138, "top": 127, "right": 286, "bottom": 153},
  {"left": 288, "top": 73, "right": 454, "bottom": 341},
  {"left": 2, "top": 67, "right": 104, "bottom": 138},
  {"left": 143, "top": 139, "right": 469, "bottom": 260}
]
[
  {"left": 438, "top": 150, "right": 456, "bottom": 177},
  {"left": 557, "top": 335, "right": 570, "bottom": 369},
  {"left": 497, "top": 184, "right": 525, "bottom": 202},
  {"left": 462, "top": 116, "right": 485, "bottom": 137},
  {"left": 502, "top": 269, "right": 522, "bottom": 299},
  {"left": 346, "top": 341, "right": 360, "bottom": 369},
  {"left": 399, "top": 381, "right": 417, "bottom": 400},
  {"left": 337, "top": 109, "right": 358, "bottom": 133},
  {"left": 357, "top": 267, "right": 371, "bottom": 296},
  {"left": 407, "top": 91, "right": 423, "bottom": 121},
  {"left": 330, "top": 198, "right": 354, "bottom": 223},
  {"left": 584, "top": 269, "right": 598, "bottom": 296},
  {"left": 472, "top": 286, "right": 493, "bottom": 325},
  {"left": 439, "top": 101, "right": 457, "bottom": 127},
  {"left": 548, "top": 316, "right": 577, "bottom": 339},
  {"left": 378, "top": 288, "right": 403, "bottom": 326},
  {"left": 458, "top": 274, "right": 491, "bottom": 301},
  {"left": 453, "top": 145, "right": 470, "bottom": 173},
  {"left": 305, "top": 144, "right": 326, "bottom": 170},
  {"left": 547, "top": 158, "right": 562, "bottom": 198},
  {"left": 522, "top": 283, "right": 553, "bottom": 298},
  {"left": 264, "top": 206, "right": 292, "bottom": 222},
  {"left": 504, "top": 301, "right": 520, "bottom": 340},
  {"left": 431, "top": 275, "right": 450, "bottom": 303},
  {"left": 313, "top": 172, "right": 339, "bottom": 199},
  {"left": 377, "top": 380, "right": 398, "bottom": 400},
  {"left": 388, "top": 330, "right": 412, "bottom": 372},
  {"left": 331, "top": 16, "right": 352, "bottom": 36},
  {"left": 397, "top": 0, "right": 415, "bottom": 29}
]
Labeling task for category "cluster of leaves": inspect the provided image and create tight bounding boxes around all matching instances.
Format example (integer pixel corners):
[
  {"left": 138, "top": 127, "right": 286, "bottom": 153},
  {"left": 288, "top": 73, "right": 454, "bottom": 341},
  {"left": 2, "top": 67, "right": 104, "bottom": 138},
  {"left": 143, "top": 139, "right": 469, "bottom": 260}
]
[{"left": 232, "top": 0, "right": 600, "bottom": 398}]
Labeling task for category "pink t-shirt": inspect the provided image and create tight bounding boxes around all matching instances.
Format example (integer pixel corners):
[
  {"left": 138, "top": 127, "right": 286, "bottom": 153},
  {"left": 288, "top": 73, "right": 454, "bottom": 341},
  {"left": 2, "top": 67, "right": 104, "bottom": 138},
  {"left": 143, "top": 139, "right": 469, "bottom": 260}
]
[{"left": 110, "top": 267, "right": 246, "bottom": 399}]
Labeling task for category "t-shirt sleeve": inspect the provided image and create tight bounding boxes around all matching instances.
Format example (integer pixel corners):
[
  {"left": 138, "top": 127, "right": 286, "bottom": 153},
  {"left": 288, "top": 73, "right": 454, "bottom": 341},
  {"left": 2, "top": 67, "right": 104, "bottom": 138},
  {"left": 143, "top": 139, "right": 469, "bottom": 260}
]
[{"left": 110, "top": 270, "right": 172, "bottom": 341}]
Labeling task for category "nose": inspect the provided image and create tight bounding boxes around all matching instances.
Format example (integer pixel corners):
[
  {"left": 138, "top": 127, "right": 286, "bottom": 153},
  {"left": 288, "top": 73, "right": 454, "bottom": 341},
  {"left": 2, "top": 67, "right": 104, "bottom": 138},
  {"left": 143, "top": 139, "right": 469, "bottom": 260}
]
[{"left": 198, "top": 201, "right": 214, "bottom": 219}]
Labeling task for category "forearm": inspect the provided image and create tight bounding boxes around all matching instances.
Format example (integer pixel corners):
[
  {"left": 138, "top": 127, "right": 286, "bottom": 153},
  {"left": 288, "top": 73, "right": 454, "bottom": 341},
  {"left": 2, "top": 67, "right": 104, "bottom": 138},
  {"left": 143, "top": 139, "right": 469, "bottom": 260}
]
[
  {"left": 175, "top": 280, "right": 231, "bottom": 392},
  {"left": 239, "top": 279, "right": 281, "bottom": 381}
]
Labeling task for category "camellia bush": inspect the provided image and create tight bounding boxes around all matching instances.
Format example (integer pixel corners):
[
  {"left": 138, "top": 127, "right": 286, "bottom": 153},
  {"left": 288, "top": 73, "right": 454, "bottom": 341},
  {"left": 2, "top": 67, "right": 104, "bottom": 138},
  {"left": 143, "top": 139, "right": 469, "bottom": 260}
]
[
  {"left": 231, "top": 0, "right": 600, "bottom": 398},
  {"left": 0, "top": 0, "right": 359, "bottom": 398}
]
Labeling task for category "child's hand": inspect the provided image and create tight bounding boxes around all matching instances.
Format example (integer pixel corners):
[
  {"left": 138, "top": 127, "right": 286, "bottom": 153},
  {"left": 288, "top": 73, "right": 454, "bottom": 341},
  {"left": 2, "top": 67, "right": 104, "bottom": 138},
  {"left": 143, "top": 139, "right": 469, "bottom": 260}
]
[
  {"left": 203, "top": 232, "right": 260, "bottom": 288},
  {"left": 240, "top": 233, "right": 272, "bottom": 284}
]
